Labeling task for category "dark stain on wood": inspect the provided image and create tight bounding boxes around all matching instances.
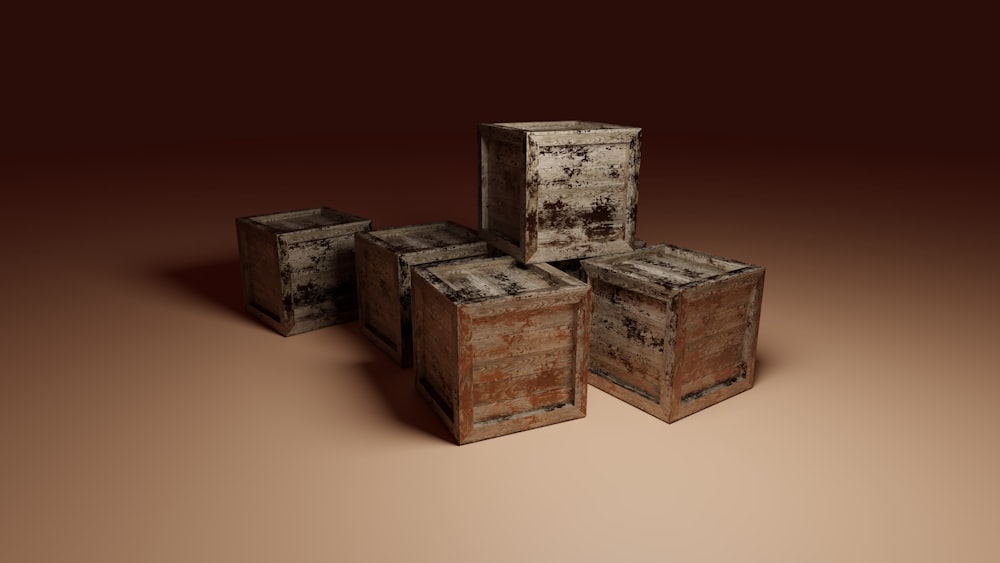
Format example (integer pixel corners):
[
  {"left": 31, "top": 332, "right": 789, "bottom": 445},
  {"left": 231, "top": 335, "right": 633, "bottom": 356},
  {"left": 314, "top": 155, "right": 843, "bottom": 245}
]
[
  {"left": 622, "top": 316, "right": 664, "bottom": 352},
  {"left": 491, "top": 271, "right": 525, "bottom": 295},
  {"left": 539, "top": 198, "right": 579, "bottom": 230}
]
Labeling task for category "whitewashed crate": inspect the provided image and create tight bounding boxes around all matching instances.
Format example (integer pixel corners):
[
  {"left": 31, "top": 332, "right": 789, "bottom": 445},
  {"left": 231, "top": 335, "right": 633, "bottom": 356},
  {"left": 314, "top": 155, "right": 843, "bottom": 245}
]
[
  {"left": 582, "top": 244, "right": 765, "bottom": 422},
  {"left": 479, "top": 121, "right": 641, "bottom": 264},
  {"left": 412, "top": 256, "right": 591, "bottom": 444},
  {"left": 355, "top": 221, "right": 487, "bottom": 366},
  {"left": 235, "top": 207, "right": 371, "bottom": 336}
]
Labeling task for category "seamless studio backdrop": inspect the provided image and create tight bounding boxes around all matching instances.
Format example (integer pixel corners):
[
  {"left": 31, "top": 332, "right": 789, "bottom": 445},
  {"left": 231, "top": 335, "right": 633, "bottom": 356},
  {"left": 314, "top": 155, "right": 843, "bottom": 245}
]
[{"left": 2, "top": 6, "right": 998, "bottom": 563}]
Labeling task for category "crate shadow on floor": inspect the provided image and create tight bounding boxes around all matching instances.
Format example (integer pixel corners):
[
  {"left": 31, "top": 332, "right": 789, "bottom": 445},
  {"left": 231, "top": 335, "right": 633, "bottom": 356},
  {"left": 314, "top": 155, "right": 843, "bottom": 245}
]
[
  {"left": 337, "top": 325, "right": 453, "bottom": 444},
  {"left": 752, "top": 350, "right": 772, "bottom": 385},
  {"left": 155, "top": 257, "right": 249, "bottom": 320}
]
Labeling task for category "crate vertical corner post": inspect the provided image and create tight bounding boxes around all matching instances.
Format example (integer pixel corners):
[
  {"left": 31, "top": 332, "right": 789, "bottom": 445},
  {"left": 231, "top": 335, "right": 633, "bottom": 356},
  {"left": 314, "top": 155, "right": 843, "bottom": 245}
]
[
  {"left": 235, "top": 207, "right": 372, "bottom": 336},
  {"left": 354, "top": 221, "right": 488, "bottom": 367},
  {"left": 411, "top": 256, "right": 591, "bottom": 444},
  {"left": 582, "top": 244, "right": 765, "bottom": 422},
  {"left": 478, "top": 121, "right": 641, "bottom": 264}
]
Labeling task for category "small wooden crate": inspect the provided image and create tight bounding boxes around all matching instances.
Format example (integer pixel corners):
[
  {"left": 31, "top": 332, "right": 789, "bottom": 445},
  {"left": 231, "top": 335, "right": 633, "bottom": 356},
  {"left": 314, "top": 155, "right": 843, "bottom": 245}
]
[
  {"left": 355, "top": 221, "right": 488, "bottom": 367},
  {"left": 582, "top": 244, "right": 765, "bottom": 422},
  {"left": 235, "top": 207, "right": 372, "bottom": 336},
  {"left": 412, "top": 256, "right": 591, "bottom": 444},
  {"left": 478, "top": 121, "right": 641, "bottom": 264}
]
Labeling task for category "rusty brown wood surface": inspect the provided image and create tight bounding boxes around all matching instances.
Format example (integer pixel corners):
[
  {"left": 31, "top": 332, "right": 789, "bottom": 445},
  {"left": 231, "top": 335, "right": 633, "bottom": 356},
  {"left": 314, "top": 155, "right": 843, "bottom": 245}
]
[{"left": 412, "top": 256, "right": 590, "bottom": 444}]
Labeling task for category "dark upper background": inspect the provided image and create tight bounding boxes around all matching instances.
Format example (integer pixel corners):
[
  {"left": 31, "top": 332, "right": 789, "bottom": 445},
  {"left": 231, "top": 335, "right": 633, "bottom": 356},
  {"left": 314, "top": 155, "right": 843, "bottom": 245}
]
[{"left": 3, "top": 4, "right": 997, "bottom": 158}]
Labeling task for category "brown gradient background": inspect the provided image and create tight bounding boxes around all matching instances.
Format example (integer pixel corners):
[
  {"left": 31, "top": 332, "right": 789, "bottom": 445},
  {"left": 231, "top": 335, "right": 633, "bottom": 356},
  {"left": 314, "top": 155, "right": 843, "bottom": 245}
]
[{"left": 2, "top": 5, "right": 998, "bottom": 563}]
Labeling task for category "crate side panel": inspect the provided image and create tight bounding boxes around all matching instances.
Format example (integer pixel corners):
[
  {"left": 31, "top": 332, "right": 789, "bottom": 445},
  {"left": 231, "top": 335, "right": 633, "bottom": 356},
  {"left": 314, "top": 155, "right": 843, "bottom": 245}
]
[
  {"left": 356, "top": 235, "right": 403, "bottom": 358},
  {"left": 481, "top": 135, "right": 525, "bottom": 249},
  {"left": 473, "top": 386, "right": 575, "bottom": 423},
  {"left": 468, "top": 300, "right": 579, "bottom": 423},
  {"left": 537, "top": 187, "right": 626, "bottom": 246},
  {"left": 529, "top": 139, "right": 637, "bottom": 262},
  {"left": 535, "top": 141, "right": 630, "bottom": 189},
  {"left": 473, "top": 364, "right": 574, "bottom": 408},
  {"left": 413, "top": 275, "right": 459, "bottom": 427},
  {"left": 472, "top": 348, "right": 576, "bottom": 383},
  {"left": 286, "top": 236, "right": 359, "bottom": 325},
  {"left": 238, "top": 223, "right": 284, "bottom": 321},
  {"left": 468, "top": 302, "right": 576, "bottom": 340},
  {"left": 588, "top": 280, "right": 670, "bottom": 403},
  {"left": 672, "top": 271, "right": 762, "bottom": 412},
  {"left": 471, "top": 323, "right": 575, "bottom": 362}
]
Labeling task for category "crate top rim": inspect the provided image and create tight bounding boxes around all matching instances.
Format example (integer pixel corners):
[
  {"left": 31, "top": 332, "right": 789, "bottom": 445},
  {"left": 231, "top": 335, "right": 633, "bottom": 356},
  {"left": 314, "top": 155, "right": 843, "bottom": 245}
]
[
  {"left": 481, "top": 121, "right": 641, "bottom": 134},
  {"left": 357, "top": 220, "right": 484, "bottom": 252},
  {"left": 415, "top": 255, "right": 588, "bottom": 306},
  {"left": 238, "top": 207, "right": 371, "bottom": 236},
  {"left": 582, "top": 243, "right": 764, "bottom": 297}
]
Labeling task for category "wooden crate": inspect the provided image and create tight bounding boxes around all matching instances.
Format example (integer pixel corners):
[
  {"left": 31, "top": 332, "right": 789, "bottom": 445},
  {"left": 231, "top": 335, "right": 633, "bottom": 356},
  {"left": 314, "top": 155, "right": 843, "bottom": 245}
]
[
  {"left": 235, "top": 207, "right": 372, "bottom": 336},
  {"left": 412, "top": 256, "right": 591, "bottom": 444},
  {"left": 478, "top": 121, "right": 641, "bottom": 264},
  {"left": 355, "top": 221, "right": 488, "bottom": 367},
  {"left": 581, "top": 244, "right": 765, "bottom": 422}
]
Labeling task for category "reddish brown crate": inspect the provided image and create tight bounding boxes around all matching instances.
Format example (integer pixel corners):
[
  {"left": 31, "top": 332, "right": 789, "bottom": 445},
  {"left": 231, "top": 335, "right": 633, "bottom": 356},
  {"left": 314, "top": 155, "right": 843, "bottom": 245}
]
[
  {"left": 582, "top": 244, "right": 765, "bottom": 422},
  {"left": 479, "top": 121, "right": 641, "bottom": 264},
  {"left": 355, "top": 221, "right": 488, "bottom": 366},
  {"left": 412, "top": 256, "right": 591, "bottom": 444},
  {"left": 235, "top": 207, "right": 371, "bottom": 336}
]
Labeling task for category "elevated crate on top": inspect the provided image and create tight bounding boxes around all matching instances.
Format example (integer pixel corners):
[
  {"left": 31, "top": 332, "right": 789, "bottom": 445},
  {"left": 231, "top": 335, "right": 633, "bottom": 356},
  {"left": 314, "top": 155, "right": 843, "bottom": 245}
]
[{"left": 479, "top": 121, "right": 641, "bottom": 264}]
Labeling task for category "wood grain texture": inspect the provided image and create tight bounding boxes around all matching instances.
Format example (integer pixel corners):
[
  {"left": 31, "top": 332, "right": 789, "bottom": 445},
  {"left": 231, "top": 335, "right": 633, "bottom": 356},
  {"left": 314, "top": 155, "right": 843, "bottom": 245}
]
[
  {"left": 478, "top": 121, "right": 641, "bottom": 264},
  {"left": 355, "top": 222, "right": 487, "bottom": 366},
  {"left": 235, "top": 207, "right": 371, "bottom": 336},
  {"left": 582, "top": 244, "right": 765, "bottom": 422},
  {"left": 412, "top": 256, "right": 590, "bottom": 444}
]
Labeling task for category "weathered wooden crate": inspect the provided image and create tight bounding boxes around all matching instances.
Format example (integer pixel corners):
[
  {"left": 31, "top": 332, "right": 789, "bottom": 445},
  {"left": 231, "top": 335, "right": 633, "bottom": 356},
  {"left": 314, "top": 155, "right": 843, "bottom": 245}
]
[
  {"left": 478, "top": 121, "right": 641, "bottom": 264},
  {"left": 355, "top": 221, "right": 488, "bottom": 367},
  {"left": 581, "top": 244, "right": 765, "bottom": 422},
  {"left": 412, "top": 256, "right": 591, "bottom": 444},
  {"left": 235, "top": 207, "right": 372, "bottom": 336}
]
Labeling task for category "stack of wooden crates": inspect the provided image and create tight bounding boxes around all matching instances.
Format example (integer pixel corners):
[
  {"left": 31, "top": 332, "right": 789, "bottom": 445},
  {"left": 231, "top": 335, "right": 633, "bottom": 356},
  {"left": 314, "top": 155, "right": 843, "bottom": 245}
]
[{"left": 236, "top": 121, "right": 764, "bottom": 445}]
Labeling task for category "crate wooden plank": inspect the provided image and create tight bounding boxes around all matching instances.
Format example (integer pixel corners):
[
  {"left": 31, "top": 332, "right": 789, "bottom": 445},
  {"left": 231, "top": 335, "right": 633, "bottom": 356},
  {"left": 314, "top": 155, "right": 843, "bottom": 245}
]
[
  {"left": 583, "top": 243, "right": 765, "bottom": 423},
  {"left": 412, "top": 256, "right": 590, "bottom": 444},
  {"left": 235, "top": 207, "right": 371, "bottom": 336},
  {"left": 473, "top": 387, "right": 575, "bottom": 423},
  {"left": 472, "top": 348, "right": 576, "bottom": 383},
  {"left": 473, "top": 363, "right": 574, "bottom": 407}
]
